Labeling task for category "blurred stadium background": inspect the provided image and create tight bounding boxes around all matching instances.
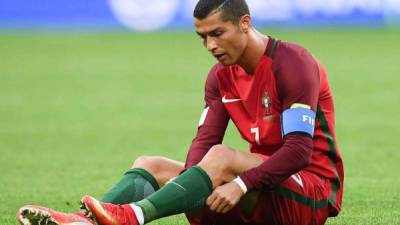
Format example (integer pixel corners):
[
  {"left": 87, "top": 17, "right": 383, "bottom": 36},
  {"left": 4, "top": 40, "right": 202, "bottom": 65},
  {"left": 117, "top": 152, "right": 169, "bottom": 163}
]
[
  {"left": 1, "top": 1, "right": 399, "bottom": 225},
  {"left": 1, "top": 0, "right": 400, "bottom": 31}
]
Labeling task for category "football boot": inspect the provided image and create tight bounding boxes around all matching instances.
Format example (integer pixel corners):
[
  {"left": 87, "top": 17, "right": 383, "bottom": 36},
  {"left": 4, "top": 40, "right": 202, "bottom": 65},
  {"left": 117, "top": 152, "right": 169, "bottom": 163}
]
[
  {"left": 17, "top": 205, "right": 94, "bottom": 225},
  {"left": 80, "top": 195, "right": 140, "bottom": 225}
]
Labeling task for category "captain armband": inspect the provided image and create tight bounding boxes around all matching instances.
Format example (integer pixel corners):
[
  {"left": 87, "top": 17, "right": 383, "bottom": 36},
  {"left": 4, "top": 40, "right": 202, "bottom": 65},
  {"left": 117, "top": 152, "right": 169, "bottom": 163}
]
[{"left": 281, "top": 104, "right": 316, "bottom": 137}]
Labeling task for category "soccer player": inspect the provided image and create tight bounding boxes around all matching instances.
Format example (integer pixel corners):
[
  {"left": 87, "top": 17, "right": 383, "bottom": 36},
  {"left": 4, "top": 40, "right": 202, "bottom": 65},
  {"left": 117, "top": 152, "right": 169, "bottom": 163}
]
[{"left": 17, "top": 0, "right": 344, "bottom": 225}]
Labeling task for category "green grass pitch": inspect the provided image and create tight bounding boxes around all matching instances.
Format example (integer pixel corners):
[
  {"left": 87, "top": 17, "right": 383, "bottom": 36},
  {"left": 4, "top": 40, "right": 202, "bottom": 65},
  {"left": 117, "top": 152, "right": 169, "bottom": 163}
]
[{"left": 0, "top": 29, "right": 399, "bottom": 225}]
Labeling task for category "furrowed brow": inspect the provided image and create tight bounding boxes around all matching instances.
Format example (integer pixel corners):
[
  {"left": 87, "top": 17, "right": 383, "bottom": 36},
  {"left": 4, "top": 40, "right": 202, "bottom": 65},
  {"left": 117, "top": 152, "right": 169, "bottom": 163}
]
[
  {"left": 196, "top": 31, "right": 206, "bottom": 38},
  {"left": 196, "top": 27, "right": 222, "bottom": 38}
]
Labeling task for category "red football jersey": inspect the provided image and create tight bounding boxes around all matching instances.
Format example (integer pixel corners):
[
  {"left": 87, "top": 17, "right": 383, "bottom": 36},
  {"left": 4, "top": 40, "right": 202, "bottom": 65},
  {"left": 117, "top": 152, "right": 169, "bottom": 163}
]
[{"left": 186, "top": 38, "right": 344, "bottom": 216}]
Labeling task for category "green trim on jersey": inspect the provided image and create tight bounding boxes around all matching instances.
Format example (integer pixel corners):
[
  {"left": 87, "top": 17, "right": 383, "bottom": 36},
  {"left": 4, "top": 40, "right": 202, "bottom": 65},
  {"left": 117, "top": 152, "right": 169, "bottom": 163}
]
[
  {"left": 267, "top": 38, "right": 279, "bottom": 58},
  {"left": 271, "top": 105, "right": 340, "bottom": 209},
  {"left": 274, "top": 186, "right": 329, "bottom": 209},
  {"left": 316, "top": 105, "right": 341, "bottom": 206}
]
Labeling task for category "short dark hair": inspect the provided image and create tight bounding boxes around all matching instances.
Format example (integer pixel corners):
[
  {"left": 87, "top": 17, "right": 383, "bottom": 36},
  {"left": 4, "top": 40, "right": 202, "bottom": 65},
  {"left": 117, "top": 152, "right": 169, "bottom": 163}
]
[{"left": 193, "top": 0, "right": 250, "bottom": 24}]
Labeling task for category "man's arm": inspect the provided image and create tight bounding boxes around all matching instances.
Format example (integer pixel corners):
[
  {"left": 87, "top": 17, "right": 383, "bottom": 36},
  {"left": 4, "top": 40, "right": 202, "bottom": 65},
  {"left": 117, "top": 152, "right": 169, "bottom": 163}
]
[
  {"left": 185, "top": 65, "right": 230, "bottom": 168},
  {"left": 240, "top": 44, "right": 320, "bottom": 190}
]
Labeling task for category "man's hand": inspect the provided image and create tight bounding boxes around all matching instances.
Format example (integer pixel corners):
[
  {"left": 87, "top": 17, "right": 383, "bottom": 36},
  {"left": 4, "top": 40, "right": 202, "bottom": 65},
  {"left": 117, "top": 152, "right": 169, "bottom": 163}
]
[{"left": 206, "top": 181, "right": 245, "bottom": 213}]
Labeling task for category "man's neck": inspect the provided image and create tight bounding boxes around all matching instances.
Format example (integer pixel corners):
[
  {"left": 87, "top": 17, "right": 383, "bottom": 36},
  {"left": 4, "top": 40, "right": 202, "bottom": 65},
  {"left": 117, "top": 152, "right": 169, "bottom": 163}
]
[{"left": 237, "top": 29, "right": 268, "bottom": 75}]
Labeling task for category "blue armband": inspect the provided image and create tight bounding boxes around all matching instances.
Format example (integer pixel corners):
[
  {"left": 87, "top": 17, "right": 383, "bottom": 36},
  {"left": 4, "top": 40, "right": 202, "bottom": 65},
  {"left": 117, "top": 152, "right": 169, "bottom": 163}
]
[{"left": 281, "top": 107, "right": 316, "bottom": 137}]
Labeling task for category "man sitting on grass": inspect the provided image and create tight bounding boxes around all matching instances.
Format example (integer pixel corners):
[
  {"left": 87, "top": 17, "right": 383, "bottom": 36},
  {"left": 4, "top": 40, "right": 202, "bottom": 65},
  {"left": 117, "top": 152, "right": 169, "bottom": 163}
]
[{"left": 17, "top": 1, "right": 344, "bottom": 225}]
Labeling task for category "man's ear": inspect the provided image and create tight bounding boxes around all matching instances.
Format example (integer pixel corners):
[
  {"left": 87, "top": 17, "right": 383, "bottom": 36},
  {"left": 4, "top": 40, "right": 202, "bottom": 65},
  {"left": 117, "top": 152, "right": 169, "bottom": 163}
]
[{"left": 240, "top": 15, "right": 251, "bottom": 33}]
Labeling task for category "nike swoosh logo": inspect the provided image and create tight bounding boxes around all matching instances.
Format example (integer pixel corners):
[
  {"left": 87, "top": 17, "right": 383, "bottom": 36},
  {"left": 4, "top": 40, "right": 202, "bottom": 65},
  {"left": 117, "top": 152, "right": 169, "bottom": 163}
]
[
  {"left": 170, "top": 181, "right": 186, "bottom": 191},
  {"left": 291, "top": 174, "right": 304, "bottom": 188},
  {"left": 222, "top": 96, "right": 241, "bottom": 104}
]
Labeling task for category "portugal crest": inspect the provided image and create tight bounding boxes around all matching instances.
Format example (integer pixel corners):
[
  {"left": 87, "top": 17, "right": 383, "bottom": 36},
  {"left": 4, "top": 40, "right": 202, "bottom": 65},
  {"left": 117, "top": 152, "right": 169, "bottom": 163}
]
[
  {"left": 262, "top": 91, "right": 271, "bottom": 110},
  {"left": 262, "top": 91, "right": 273, "bottom": 120}
]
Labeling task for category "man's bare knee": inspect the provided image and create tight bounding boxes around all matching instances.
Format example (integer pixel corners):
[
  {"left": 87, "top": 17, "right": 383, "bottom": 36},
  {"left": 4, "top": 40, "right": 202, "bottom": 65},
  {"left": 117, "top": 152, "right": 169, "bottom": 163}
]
[
  {"left": 132, "top": 156, "right": 162, "bottom": 173},
  {"left": 201, "top": 145, "right": 234, "bottom": 165},
  {"left": 198, "top": 145, "right": 237, "bottom": 185},
  {"left": 132, "top": 156, "right": 184, "bottom": 187}
]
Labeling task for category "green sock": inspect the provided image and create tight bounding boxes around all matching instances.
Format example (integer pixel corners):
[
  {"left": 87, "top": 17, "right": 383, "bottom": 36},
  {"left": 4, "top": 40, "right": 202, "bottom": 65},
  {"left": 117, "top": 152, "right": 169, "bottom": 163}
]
[
  {"left": 101, "top": 168, "right": 160, "bottom": 204},
  {"left": 135, "top": 166, "right": 212, "bottom": 223}
]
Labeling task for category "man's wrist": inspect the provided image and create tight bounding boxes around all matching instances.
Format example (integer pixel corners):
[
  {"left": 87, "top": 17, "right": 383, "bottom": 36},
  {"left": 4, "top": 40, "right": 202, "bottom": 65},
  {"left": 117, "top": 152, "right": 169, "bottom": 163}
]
[{"left": 233, "top": 176, "right": 248, "bottom": 194}]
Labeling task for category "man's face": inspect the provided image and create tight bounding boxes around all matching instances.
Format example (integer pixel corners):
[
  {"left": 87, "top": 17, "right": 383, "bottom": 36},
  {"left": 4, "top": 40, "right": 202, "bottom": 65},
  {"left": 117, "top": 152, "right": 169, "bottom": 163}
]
[{"left": 194, "top": 12, "right": 248, "bottom": 66}]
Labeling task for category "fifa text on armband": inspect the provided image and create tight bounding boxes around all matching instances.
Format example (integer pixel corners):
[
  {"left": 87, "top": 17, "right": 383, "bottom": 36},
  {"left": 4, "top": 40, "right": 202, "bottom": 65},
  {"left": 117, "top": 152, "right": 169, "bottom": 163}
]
[{"left": 302, "top": 115, "right": 315, "bottom": 126}]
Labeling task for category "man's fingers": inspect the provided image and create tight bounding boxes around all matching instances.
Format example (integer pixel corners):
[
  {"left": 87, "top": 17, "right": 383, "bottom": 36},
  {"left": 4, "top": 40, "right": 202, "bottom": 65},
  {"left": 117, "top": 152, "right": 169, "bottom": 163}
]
[
  {"left": 221, "top": 204, "right": 232, "bottom": 214},
  {"left": 209, "top": 196, "right": 224, "bottom": 211},
  {"left": 215, "top": 200, "right": 228, "bottom": 213},
  {"left": 206, "top": 192, "right": 217, "bottom": 206},
  {"left": 207, "top": 190, "right": 225, "bottom": 212},
  {"left": 207, "top": 183, "right": 242, "bottom": 213}
]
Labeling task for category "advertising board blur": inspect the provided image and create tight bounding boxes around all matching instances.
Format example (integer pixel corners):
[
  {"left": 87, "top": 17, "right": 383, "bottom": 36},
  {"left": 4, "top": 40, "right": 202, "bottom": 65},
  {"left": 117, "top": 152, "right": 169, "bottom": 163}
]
[{"left": 1, "top": 0, "right": 399, "bottom": 31}]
